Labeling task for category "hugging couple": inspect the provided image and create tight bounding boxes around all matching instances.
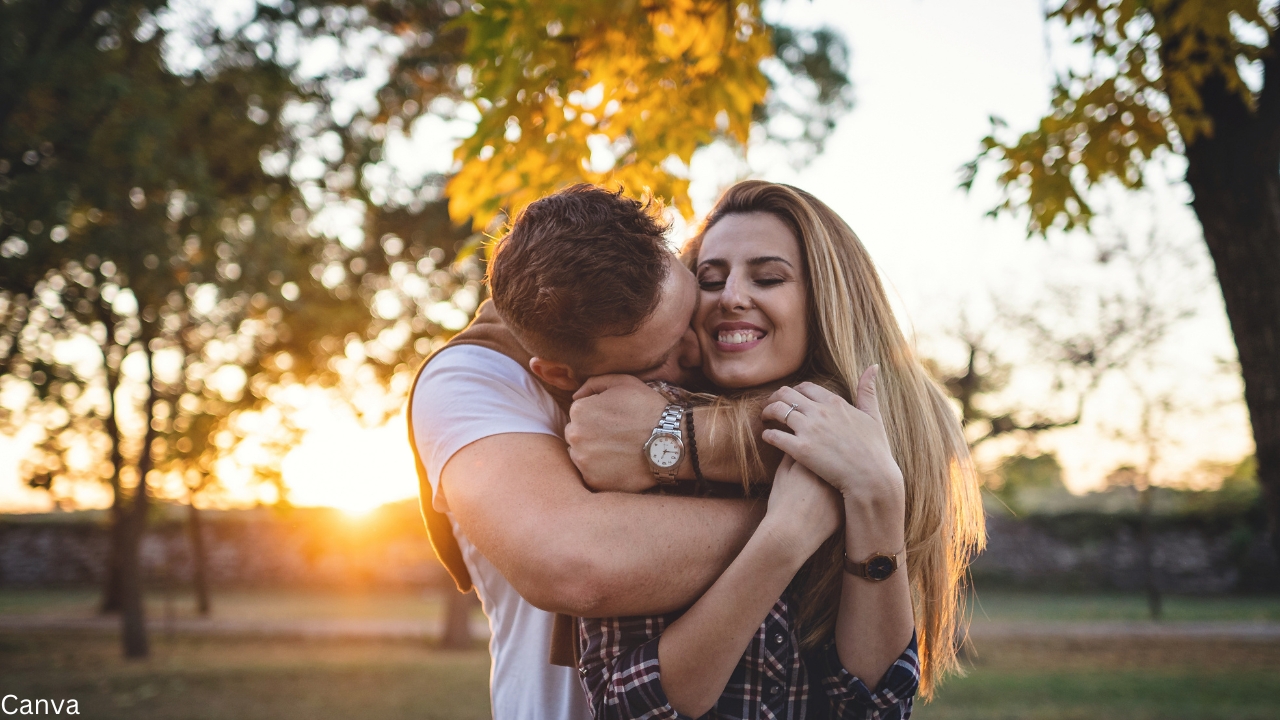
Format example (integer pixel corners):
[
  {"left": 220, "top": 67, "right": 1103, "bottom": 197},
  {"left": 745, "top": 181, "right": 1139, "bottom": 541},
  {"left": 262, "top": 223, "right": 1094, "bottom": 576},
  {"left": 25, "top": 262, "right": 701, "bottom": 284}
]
[{"left": 408, "top": 181, "right": 985, "bottom": 720}]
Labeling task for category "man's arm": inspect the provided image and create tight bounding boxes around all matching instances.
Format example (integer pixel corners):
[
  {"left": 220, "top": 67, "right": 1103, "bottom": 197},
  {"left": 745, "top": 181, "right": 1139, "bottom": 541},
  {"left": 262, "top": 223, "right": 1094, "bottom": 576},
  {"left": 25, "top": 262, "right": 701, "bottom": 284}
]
[
  {"left": 440, "top": 432, "right": 765, "bottom": 617},
  {"left": 565, "top": 375, "right": 782, "bottom": 493}
]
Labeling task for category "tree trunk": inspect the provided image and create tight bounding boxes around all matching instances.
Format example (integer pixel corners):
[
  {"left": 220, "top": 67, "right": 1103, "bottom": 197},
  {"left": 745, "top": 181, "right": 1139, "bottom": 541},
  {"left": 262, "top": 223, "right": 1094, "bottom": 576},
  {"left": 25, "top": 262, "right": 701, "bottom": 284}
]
[
  {"left": 119, "top": 342, "right": 158, "bottom": 659},
  {"left": 187, "top": 497, "right": 211, "bottom": 617},
  {"left": 99, "top": 348, "right": 125, "bottom": 615},
  {"left": 1138, "top": 483, "right": 1162, "bottom": 620},
  {"left": 100, "top": 493, "right": 125, "bottom": 614},
  {"left": 1183, "top": 53, "right": 1280, "bottom": 567},
  {"left": 118, "top": 491, "right": 149, "bottom": 659},
  {"left": 441, "top": 590, "right": 475, "bottom": 649}
]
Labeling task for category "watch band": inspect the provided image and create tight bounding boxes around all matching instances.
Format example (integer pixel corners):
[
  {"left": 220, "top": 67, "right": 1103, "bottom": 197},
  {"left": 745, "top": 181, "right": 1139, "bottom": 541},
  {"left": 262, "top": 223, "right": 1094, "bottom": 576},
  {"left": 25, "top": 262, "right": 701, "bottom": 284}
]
[
  {"left": 656, "top": 404, "right": 683, "bottom": 434},
  {"left": 843, "top": 546, "right": 906, "bottom": 582}
]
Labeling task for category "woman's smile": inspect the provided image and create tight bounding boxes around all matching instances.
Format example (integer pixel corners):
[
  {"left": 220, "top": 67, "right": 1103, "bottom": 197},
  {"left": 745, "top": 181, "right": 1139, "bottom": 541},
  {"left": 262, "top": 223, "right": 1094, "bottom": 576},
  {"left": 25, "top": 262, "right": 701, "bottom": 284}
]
[{"left": 714, "top": 321, "right": 768, "bottom": 352}]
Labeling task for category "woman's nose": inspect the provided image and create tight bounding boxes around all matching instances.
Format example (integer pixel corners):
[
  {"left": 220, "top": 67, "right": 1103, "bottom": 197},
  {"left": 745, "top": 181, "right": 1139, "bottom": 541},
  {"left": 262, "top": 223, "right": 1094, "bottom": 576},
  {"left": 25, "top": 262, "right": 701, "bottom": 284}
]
[{"left": 719, "top": 274, "right": 751, "bottom": 311}]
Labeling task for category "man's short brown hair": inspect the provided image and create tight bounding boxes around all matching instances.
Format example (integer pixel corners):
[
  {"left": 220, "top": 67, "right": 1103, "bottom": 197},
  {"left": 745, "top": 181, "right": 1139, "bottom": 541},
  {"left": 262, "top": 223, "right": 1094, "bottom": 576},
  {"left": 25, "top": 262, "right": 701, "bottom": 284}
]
[{"left": 488, "top": 185, "right": 671, "bottom": 364}]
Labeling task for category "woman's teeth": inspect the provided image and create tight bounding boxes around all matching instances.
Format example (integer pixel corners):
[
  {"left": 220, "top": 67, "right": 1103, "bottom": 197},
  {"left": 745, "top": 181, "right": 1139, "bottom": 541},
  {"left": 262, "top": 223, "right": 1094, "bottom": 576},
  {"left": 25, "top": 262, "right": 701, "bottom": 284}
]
[{"left": 718, "top": 330, "right": 762, "bottom": 345}]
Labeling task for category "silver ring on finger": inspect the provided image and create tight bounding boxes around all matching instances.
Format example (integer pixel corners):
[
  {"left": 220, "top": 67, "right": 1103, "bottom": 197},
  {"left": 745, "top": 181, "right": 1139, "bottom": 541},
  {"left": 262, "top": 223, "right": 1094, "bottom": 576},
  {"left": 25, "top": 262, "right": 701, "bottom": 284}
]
[{"left": 782, "top": 402, "right": 800, "bottom": 424}]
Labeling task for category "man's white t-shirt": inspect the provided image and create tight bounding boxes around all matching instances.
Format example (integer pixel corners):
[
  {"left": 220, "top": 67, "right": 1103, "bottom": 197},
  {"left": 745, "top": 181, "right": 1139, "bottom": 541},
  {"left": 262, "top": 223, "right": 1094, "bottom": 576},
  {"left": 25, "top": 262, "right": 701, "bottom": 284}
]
[{"left": 411, "top": 344, "right": 592, "bottom": 720}]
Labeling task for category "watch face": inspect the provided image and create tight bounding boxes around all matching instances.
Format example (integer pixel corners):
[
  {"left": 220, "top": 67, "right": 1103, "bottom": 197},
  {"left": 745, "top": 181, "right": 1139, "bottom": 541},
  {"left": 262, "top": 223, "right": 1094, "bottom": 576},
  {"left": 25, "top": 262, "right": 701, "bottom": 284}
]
[
  {"left": 866, "top": 555, "right": 897, "bottom": 581},
  {"left": 647, "top": 435, "right": 682, "bottom": 468}
]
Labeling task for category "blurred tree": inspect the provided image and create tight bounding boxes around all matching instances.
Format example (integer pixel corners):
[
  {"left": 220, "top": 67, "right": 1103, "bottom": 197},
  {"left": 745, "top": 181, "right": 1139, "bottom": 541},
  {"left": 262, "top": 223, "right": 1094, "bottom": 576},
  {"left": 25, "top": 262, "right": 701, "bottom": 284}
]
[
  {"left": 927, "top": 330, "right": 1084, "bottom": 450},
  {"left": 213, "top": 0, "right": 843, "bottom": 228},
  {"left": 1103, "top": 388, "right": 1178, "bottom": 619},
  {"left": 1219, "top": 455, "right": 1261, "bottom": 509},
  {"left": 443, "top": 0, "right": 851, "bottom": 226},
  {"left": 990, "top": 453, "right": 1067, "bottom": 512},
  {"left": 0, "top": 0, "right": 352, "bottom": 657},
  {"left": 931, "top": 231, "right": 1193, "bottom": 450},
  {"left": 962, "top": 0, "right": 1280, "bottom": 561}
]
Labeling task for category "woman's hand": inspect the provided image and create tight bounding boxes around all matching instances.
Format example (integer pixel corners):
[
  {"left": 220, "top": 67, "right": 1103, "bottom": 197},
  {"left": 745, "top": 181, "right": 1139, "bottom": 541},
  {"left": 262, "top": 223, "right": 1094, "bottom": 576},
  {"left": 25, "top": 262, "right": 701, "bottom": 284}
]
[
  {"left": 760, "top": 365, "right": 904, "bottom": 508},
  {"left": 759, "top": 455, "right": 843, "bottom": 562}
]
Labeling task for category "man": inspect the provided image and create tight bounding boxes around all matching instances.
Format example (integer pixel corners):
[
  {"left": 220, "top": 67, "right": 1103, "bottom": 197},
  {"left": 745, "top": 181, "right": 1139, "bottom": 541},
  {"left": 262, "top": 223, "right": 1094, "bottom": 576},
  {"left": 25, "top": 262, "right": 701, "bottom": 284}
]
[{"left": 409, "top": 186, "right": 762, "bottom": 719}]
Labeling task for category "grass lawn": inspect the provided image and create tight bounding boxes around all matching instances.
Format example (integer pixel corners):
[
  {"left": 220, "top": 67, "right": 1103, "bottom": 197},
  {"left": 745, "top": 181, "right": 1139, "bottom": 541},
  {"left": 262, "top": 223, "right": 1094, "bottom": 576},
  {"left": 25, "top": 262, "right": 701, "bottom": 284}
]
[
  {"left": 0, "top": 631, "right": 492, "bottom": 720},
  {"left": 2, "top": 588, "right": 1278, "bottom": 719},
  {"left": 916, "top": 635, "right": 1280, "bottom": 720},
  {"left": 968, "top": 590, "right": 1280, "bottom": 623}
]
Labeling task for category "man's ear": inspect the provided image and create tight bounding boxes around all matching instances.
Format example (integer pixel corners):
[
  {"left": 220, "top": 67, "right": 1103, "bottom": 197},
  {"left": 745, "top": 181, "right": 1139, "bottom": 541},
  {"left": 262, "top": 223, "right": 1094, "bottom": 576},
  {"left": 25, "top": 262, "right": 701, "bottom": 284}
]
[{"left": 528, "top": 357, "right": 582, "bottom": 392}]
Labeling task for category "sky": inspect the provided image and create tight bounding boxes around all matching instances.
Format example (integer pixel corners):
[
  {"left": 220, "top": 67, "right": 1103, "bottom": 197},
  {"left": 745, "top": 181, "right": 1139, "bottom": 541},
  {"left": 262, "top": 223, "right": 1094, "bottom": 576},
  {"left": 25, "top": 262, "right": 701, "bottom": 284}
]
[{"left": 0, "top": 0, "right": 1255, "bottom": 513}]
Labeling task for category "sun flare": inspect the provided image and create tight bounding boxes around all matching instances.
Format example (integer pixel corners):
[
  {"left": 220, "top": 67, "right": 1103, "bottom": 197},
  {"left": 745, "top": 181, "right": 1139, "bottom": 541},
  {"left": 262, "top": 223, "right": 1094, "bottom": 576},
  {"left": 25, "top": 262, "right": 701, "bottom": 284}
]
[{"left": 281, "top": 420, "right": 419, "bottom": 517}]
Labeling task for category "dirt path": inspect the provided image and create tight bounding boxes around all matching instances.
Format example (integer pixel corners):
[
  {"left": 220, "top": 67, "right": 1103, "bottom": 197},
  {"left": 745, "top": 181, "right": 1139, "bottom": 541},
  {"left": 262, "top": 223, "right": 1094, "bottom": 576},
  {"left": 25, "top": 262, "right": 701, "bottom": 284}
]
[
  {"left": 0, "top": 614, "right": 490, "bottom": 640},
  {"left": 3, "top": 614, "right": 1278, "bottom": 641},
  {"left": 968, "top": 619, "right": 1280, "bottom": 641}
]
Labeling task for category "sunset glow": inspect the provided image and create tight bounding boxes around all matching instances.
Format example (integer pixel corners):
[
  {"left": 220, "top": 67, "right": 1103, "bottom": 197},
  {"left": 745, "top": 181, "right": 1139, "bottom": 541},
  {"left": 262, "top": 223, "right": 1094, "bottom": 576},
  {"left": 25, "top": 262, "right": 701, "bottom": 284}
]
[{"left": 281, "top": 419, "right": 420, "bottom": 517}]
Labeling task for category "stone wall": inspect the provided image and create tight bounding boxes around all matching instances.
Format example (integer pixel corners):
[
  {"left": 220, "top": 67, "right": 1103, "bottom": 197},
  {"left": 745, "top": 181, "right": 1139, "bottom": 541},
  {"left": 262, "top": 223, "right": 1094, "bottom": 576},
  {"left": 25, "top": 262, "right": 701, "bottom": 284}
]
[
  {"left": 0, "top": 506, "right": 450, "bottom": 590},
  {"left": 972, "top": 512, "right": 1278, "bottom": 593},
  {"left": 0, "top": 505, "right": 1275, "bottom": 593}
]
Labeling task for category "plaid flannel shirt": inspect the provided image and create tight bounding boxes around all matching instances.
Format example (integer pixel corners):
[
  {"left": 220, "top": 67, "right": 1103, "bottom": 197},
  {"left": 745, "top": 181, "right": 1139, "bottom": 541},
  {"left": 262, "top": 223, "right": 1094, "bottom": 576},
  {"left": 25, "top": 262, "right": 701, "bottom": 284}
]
[{"left": 576, "top": 594, "right": 919, "bottom": 719}]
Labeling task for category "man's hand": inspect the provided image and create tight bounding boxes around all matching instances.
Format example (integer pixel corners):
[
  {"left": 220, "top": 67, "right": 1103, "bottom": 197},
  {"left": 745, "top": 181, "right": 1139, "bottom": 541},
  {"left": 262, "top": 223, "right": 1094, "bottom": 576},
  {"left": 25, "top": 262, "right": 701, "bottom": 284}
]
[{"left": 565, "top": 374, "right": 667, "bottom": 493}]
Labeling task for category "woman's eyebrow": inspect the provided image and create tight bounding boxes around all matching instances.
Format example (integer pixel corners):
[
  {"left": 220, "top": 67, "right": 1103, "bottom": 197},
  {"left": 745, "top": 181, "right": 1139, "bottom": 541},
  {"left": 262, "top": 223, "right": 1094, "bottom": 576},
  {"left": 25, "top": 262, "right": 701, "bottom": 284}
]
[
  {"left": 697, "top": 256, "right": 794, "bottom": 270},
  {"left": 748, "top": 256, "right": 793, "bottom": 268}
]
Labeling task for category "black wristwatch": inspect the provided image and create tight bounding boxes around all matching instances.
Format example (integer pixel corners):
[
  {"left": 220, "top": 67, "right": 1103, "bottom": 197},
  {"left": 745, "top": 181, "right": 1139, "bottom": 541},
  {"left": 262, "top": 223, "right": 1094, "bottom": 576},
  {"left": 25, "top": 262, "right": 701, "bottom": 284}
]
[{"left": 843, "top": 547, "right": 906, "bottom": 582}]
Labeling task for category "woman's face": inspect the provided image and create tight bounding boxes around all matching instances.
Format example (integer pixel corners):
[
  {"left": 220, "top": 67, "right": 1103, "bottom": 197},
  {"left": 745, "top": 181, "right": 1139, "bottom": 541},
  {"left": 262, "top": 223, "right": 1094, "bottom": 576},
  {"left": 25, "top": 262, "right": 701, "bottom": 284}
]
[{"left": 694, "top": 212, "right": 809, "bottom": 389}]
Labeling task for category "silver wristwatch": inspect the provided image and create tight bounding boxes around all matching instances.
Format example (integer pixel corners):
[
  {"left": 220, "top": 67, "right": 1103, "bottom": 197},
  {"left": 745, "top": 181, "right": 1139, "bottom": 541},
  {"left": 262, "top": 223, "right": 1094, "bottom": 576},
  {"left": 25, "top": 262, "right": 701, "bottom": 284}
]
[{"left": 643, "top": 404, "right": 685, "bottom": 485}]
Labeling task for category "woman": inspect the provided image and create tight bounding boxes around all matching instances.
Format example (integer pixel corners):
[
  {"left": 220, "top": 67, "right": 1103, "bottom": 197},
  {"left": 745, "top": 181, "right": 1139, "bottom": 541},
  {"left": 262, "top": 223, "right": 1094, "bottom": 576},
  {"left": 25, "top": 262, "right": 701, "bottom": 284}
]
[{"left": 574, "top": 181, "right": 985, "bottom": 719}]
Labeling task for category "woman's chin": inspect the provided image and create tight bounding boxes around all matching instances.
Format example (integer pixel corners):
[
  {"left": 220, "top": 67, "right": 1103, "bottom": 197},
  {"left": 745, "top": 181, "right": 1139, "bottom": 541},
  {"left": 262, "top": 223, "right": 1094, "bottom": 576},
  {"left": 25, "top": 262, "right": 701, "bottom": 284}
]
[{"left": 705, "top": 364, "right": 774, "bottom": 390}]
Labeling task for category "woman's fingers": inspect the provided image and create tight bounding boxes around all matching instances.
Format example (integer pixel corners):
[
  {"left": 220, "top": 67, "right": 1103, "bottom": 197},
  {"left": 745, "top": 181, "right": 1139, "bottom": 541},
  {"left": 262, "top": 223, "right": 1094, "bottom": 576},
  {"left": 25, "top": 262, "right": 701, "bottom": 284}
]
[
  {"left": 761, "top": 399, "right": 810, "bottom": 429},
  {"left": 762, "top": 428, "right": 805, "bottom": 457},
  {"left": 765, "top": 386, "right": 816, "bottom": 415},
  {"left": 793, "top": 381, "right": 840, "bottom": 405}
]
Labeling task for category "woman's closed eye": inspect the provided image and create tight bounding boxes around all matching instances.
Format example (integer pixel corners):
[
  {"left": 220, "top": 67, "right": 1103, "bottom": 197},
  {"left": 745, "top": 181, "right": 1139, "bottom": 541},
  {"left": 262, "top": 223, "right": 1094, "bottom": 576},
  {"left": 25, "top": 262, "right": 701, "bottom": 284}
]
[
  {"left": 697, "top": 272, "right": 726, "bottom": 290},
  {"left": 699, "top": 273, "right": 788, "bottom": 291}
]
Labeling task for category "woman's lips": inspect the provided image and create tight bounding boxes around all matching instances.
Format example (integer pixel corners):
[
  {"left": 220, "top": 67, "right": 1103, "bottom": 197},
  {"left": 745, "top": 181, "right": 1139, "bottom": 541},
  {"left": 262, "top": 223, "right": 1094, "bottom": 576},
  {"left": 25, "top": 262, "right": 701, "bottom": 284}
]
[{"left": 713, "top": 322, "right": 766, "bottom": 353}]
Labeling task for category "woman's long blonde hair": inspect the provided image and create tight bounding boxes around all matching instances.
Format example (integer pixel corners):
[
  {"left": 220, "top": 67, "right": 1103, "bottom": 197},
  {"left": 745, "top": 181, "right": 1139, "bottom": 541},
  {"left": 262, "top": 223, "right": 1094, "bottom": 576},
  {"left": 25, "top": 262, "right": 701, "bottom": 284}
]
[{"left": 683, "top": 180, "right": 986, "bottom": 699}]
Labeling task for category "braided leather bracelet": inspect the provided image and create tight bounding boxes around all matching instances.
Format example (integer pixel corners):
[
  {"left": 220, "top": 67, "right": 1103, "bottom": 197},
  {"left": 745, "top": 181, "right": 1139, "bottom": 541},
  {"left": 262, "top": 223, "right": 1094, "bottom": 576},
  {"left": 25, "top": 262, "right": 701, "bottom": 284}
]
[{"left": 684, "top": 402, "right": 707, "bottom": 495}]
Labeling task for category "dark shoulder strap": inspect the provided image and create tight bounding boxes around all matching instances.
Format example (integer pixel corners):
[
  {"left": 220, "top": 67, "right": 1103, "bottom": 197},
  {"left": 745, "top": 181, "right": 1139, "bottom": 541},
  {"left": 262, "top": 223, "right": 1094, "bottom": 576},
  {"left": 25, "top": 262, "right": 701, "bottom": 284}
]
[{"left": 407, "top": 352, "right": 473, "bottom": 593}]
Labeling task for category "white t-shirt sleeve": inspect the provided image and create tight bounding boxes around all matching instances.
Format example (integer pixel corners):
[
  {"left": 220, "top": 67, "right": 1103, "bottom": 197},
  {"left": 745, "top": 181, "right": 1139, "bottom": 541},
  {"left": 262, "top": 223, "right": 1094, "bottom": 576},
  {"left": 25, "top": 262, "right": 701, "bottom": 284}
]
[{"left": 410, "top": 345, "right": 567, "bottom": 512}]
